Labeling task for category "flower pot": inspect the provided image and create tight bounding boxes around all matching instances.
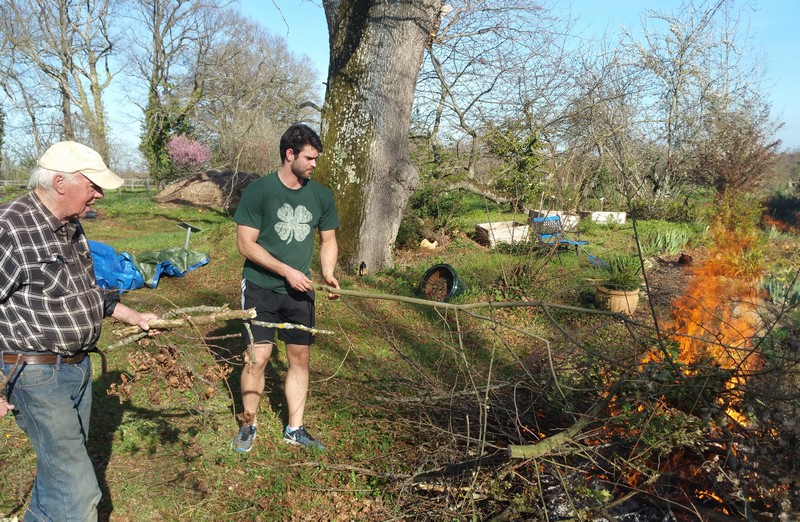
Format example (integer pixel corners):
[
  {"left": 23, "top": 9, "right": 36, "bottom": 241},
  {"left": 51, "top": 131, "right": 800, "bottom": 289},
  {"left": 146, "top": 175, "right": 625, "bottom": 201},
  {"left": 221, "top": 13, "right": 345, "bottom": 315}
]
[
  {"left": 595, "top": 285, "right": 640, "bottom": 316},
  {"left": 419, "top": 264, "right": 468, "bottom": 302}
]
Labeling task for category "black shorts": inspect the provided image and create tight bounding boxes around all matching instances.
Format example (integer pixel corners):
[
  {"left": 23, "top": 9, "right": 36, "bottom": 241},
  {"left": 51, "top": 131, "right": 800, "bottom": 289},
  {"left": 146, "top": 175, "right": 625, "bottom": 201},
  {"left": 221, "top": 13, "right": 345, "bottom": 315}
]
[{"left": 241, "top": 279, "right": 316, "bottom": 346}]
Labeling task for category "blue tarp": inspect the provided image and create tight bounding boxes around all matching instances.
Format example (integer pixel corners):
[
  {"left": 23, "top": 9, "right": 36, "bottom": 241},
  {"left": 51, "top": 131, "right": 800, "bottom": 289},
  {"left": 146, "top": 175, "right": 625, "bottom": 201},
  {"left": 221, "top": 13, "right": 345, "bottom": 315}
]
[{"left": 89, "top": 240, "right": 210, "bottom": 291}]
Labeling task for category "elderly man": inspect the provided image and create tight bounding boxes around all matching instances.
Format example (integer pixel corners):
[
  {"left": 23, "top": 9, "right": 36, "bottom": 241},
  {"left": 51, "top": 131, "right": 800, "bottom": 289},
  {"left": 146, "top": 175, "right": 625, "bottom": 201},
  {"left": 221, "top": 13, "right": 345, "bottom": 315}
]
[{"left": 0, "top": 141, "right": 158, "bottom": 521}]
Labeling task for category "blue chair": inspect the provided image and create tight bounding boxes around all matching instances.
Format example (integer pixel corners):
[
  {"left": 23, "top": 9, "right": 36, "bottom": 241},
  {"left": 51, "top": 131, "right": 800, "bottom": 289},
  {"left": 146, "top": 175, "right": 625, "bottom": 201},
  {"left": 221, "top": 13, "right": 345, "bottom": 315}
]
[{"left": 530, "top": 215, "right": 588, "bottom": 262}]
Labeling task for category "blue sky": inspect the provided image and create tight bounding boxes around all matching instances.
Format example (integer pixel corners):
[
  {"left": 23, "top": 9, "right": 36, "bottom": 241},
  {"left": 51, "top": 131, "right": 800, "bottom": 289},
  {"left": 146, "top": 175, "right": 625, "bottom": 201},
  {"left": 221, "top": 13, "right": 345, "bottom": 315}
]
[{"left": 238, "top": 0, "right": 799, "bottom": 151}]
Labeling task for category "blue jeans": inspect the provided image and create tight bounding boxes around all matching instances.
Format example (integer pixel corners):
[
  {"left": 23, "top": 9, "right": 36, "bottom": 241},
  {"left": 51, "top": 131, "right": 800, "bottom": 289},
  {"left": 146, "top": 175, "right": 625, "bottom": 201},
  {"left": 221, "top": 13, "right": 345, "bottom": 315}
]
[{"left": 1, "top": 355, "right": 101, "bottom": 522}]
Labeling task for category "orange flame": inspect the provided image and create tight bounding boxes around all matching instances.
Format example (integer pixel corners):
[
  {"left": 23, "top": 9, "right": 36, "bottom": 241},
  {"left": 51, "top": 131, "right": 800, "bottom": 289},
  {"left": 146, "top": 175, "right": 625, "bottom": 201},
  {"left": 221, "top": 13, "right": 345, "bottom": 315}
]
[{"left": 652, "top": 223, "right": 765, "bottom": 424}]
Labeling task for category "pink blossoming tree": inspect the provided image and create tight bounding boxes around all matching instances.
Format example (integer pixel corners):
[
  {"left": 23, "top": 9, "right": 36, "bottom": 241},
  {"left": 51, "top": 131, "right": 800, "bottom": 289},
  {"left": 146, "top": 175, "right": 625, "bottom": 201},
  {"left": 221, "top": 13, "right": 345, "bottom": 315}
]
[{"left": 167, "top": 135, "right": 211, "bottom": 179}]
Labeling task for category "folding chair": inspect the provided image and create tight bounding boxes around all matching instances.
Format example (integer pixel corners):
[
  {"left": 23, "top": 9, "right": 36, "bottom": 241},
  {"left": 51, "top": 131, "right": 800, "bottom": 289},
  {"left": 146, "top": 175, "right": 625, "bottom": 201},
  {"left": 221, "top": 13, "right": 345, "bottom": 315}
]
[{"left": 529, "top": 215, "right": 588, "bottom": 264}]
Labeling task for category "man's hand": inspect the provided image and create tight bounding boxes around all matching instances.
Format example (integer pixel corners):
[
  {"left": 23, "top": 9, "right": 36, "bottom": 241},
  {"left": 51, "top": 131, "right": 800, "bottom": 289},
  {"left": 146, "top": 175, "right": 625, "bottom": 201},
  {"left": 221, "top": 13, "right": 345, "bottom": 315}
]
[
  {"left": 132, "top": 312, "right": 159, "bottom": 331},
  {"left": 112, "top": 304, "right": 158, "bottom": 331},
  {"left": 0, "top": 396, "right": 15, "bottom": 417},
  {"left": 284, "top": 267, "right": 313, "bottom": 292},
  {"left": 323, "top": 273, "right": 340, "bottom": 300}
]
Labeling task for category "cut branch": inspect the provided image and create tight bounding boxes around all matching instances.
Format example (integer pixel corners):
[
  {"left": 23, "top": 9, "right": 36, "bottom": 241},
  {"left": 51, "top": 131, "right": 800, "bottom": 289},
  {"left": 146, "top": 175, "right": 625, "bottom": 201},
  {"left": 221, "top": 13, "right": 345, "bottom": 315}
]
[
  {"left": 113, "top": 307, "right": 257, "bottom": 338},
  {"left": 108, "top": 305, "right": 335, "bottom": 351},
  {"left": 507, "top": 383, "right": 619, "bottom": 459}
]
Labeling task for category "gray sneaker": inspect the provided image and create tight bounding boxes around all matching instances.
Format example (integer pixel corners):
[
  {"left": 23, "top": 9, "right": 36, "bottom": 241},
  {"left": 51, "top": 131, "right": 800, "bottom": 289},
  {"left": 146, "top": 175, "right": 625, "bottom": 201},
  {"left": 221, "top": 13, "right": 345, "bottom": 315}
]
[
  {"left": 232, "top": 425, "right": 257, "bottom": 453},
  {"left": 283, "top": 426, "right": 325, "bottom": 451}
]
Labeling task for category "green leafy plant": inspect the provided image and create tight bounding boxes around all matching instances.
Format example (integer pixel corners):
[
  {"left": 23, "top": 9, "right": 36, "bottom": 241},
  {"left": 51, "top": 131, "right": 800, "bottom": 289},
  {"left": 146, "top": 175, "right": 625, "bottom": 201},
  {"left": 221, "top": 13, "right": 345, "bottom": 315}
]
[
  {"left": 602, "top": 254, "right": 643, "bottom": 291},
  {"left": 484, "top": 125, "right": 546, "bottom": 210},
  {"left": 640, "top": 226, "right": 690, "bottom": 256},
  {"left": 763, "top": 272, "right": 800, "bottom": 308}
]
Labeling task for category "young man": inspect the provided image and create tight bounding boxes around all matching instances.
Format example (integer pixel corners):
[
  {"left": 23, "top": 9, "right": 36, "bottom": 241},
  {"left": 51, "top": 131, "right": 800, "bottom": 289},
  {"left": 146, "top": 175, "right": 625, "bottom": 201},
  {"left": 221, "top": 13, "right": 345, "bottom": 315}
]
[
  {"left": 232, "top": 124, "right": 339, "bottom": 452},
  {"left": 0, "top": 141, "right": 158, "bottom": 520}
]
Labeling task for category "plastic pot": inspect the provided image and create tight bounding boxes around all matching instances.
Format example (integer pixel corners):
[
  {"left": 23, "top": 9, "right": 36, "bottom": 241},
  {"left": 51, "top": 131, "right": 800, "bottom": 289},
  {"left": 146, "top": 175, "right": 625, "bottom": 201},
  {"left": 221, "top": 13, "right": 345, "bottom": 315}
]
[{"left": 418, "top": 264, "right": 467, "bottom": 302}]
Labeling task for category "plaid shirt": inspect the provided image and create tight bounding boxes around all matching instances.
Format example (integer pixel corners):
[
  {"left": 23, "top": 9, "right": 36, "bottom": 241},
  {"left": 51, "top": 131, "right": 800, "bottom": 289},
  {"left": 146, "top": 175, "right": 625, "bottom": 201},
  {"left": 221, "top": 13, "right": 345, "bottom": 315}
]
[{"left": 0, "top": 192, "right": 107, "bottom": 355}]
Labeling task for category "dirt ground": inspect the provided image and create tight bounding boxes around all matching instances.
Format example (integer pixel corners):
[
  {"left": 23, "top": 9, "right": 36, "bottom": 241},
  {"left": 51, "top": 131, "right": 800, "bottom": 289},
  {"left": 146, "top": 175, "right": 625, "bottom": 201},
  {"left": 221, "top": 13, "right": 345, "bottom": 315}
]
[{"left": 638, "top": 250, "right": 704, "bottom": 318}]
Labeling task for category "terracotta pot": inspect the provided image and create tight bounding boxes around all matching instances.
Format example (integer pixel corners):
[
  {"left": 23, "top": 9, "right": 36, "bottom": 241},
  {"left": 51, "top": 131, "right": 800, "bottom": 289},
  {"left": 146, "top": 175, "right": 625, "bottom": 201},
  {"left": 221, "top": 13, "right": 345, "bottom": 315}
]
[{"left": 595, "top": 285, "right": 640, "bottom": 316}]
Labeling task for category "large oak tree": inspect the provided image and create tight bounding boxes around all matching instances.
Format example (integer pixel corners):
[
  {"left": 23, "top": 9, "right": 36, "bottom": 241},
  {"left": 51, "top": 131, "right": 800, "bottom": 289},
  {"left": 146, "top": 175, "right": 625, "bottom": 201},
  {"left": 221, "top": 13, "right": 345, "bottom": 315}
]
[{"left": 318, "top": 0, "right": 444, "bottom": 271}]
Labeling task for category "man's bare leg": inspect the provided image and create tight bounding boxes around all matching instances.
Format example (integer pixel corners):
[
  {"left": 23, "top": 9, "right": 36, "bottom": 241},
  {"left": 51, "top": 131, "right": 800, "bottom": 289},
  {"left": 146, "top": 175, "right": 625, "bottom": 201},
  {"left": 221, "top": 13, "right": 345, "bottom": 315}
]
[
  {"left": 282, "top": 343, "right": 323, "bottom": 449},
  {"left": 284, "top": 343, "right": 310, "bottom": 428},
  {"left": 240, "top": 342, "right": 274, "bottom": 423},
  {"left": 233, "top": 342, "right": 274, "bottom": 452}
]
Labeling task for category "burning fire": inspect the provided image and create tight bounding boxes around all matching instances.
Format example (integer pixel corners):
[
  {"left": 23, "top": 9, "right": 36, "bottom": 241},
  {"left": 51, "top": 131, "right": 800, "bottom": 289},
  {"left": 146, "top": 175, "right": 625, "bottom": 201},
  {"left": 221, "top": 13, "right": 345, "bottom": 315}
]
[
  {"left": 592, "top": 210, "right": 784, "bottom": 516},
  {"left": 642, "top": 220, "right": 766, "bottom": 425}
]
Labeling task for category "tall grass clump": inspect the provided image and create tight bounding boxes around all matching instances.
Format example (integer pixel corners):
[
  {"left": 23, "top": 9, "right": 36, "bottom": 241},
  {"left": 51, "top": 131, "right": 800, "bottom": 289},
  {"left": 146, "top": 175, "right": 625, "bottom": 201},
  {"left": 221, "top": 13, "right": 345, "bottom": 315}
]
[{"left": 637, "top": 221, "right": 705, "bottom": 256}]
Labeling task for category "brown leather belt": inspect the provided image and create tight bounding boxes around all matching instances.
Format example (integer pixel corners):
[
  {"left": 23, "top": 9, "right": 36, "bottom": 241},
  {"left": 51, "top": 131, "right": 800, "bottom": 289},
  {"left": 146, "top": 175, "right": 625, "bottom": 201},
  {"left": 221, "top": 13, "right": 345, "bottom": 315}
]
[{"left": 1, "top": 351, "right": 87, "bottom": 365}]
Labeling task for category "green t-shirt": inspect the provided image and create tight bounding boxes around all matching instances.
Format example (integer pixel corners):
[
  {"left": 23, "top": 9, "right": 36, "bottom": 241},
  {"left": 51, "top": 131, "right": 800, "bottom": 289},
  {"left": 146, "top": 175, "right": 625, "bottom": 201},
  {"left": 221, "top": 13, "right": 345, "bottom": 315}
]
[{"left": 234, "top": 172, "right": 339, "bottom": 293}]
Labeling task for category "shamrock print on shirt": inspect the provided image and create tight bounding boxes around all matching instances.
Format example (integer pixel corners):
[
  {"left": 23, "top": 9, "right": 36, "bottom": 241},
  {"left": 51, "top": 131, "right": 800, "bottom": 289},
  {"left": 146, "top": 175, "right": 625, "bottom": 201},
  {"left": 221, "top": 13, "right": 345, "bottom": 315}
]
[{"left": 274, "top": 203, "right": 312, "bottom": 243}]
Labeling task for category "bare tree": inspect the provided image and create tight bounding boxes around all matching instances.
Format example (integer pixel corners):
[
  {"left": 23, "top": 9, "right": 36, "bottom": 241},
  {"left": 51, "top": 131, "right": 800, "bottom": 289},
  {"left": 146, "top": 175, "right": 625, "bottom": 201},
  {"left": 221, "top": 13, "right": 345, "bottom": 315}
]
[
  {"left": 415, "top": 0, "right": 575, "bottom": 183},
  {"left": 124, "top": 0, "right": 230, "bottom": 181},
  {"left": 766, "top": 149, "right": 800, "bottom": 192},
  {"left": 0, "top": 0, "right": 116, "bottom": 159},
  {"left": 564, "top": 45, "right": 655, "bottom": 205},
  {"left": 0, "top": 46, "right": 49, "bottom": 155},
  {"left": 619, "top": 0, "right": 770, "bottom": 199},
  {"left": 556, "top": 0, "right": 778, "bottom": 206},
  {"left": 190, "top": 10, "right": 321, "bottom": 174},
  {"left": 0, "top": 103, "right": 5, "bottom": 174},
  {"left": 317, "top": 0, "right": 444, "bottom": 271}
]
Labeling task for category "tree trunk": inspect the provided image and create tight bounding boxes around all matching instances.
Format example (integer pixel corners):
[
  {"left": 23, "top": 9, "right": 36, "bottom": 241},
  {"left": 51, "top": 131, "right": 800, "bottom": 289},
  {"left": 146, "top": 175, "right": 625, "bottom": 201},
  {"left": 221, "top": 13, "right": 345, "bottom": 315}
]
[{"left": 319, "top": 0, "right": 443, "bottom": 272}]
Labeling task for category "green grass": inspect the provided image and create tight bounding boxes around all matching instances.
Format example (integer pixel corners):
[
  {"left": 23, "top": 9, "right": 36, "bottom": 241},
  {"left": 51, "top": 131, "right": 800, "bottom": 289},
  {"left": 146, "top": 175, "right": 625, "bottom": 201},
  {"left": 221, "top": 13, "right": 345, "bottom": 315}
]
[
  {"left": 88, "top": 191, "right": 234, "bottom": 252},
  {"left": 1, "top": 191, "right": 798, "bottom": 520}
]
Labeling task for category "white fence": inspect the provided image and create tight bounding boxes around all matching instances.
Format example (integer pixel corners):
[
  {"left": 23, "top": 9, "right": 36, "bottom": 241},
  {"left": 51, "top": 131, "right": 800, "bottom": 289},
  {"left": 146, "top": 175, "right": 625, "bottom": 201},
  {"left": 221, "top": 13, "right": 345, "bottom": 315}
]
[{"left": 1, "top": 178, "right": 152, "bottom": 192}]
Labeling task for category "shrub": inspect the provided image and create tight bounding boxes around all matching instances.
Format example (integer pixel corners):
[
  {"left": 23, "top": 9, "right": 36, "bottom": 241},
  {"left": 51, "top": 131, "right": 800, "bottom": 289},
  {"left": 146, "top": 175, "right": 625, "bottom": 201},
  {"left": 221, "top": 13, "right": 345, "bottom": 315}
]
[
  {"left": 408, "top": 186, "right": 464, "bottom": 231},
  {"left": 762, "top": 191, "right": 800, "bottom": 231},
  {"left": 484, "top": 126, "right": 546, "bottom": 210},
  {"left": 629, "top": 198, "right": 695, "bottom": 223},
  {"left": 395, "top": 215, "right": 424, "bottom": 249},
  {"left": 712, "top": 192, "right": 764, "bottom": 237},
  {"left": 167, "top": 135, "right": 211, "bottom": 178}
]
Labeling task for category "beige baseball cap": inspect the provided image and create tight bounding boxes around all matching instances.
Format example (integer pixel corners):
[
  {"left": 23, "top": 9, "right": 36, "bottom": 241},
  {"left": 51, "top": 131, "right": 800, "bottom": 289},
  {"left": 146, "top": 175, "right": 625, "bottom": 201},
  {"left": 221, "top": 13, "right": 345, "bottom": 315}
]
[{"left": 37, "top": 141, "right": 124, "bottom": 190}]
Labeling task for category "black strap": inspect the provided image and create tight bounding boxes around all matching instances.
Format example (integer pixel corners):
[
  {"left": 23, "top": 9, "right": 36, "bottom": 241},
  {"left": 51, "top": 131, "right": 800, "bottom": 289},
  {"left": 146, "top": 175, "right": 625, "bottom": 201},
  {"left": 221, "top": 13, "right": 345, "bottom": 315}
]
[{"left": 86, "top": 346, "right": 108, "bottom": 374}]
